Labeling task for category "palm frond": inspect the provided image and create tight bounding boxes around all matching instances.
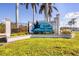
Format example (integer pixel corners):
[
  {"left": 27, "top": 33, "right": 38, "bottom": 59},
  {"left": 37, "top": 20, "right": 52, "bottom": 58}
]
[
  {"left": 37, "top": 3, "right": 39, "bottom": 6},
  {"left": 34, "top": 5, "right": 37, "bottom": 13},
  {"left": 31, "top": 3, "right": 35, "bottom": 9},
  {"left": 35, "top": 3, "right": 39, "bottom": 13},
  {"left": 39, "top": 3, "right": 46, "bottom": 14},
  {"left": 48, "top": 3, "right": 52, "bottom": 17},
  {"left": 25, "top": 3, "right": 29, "bottom": 9},
  {"left": 53, "top": 6, "right": 58, "bottom": 12},
  {"left": 48, "top": 9, "right": 52, "bottom": 17}
]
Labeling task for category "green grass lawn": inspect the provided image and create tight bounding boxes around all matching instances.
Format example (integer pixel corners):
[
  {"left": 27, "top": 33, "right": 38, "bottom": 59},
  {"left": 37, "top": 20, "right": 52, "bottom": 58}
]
[
  {"left": 11, "top": 32, "right": 27, "bottom": 37},
  {"left": 0, "top": 32, "right": 79, "bottom": 56}
]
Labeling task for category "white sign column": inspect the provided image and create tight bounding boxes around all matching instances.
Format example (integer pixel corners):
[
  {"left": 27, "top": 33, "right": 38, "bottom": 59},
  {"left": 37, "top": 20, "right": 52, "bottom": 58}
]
[{"left": 5, "top": 18, "right": 11, "bottom": 37}]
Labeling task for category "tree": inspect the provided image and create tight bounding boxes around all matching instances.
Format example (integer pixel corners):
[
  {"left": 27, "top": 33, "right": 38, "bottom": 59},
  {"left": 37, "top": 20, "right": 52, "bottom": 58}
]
[
  {"left": 68, "top": 18, "right": 76, "bottom": 31},
  {"left": 48, "top": 3, "right": 58, "bottom": 22},
  {"left": 39, "top": 3, "right": 58, "bottom": 22},
  {"left": 25, "top": 3, "right": 39, "bottom": 24},
  {"left": 16, "top": 3, "right": 19, "bottom": 28},
  {"left": 39, "top": 3, "right": 48, "bottom": 22}
]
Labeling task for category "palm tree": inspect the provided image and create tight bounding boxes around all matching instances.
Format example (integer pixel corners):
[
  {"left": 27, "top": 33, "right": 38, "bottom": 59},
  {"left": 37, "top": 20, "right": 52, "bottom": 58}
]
[
  {"left": 16, "top": 3, "right": 19, "bottom": 28},
  {"left": 68, "top": 18, "right": 76, "bottom": 31},
  {"left": 48, "top": 3, "right": 58, "bottom": 22},
  {"left": 25, "top": 3, "right": 39, "bottom": 24},
  {"left": 39, "top": 3, "right": 47, "bottom": 21},
  {"left": 39, "top": 3, "right": 58, "bottom": 22}
]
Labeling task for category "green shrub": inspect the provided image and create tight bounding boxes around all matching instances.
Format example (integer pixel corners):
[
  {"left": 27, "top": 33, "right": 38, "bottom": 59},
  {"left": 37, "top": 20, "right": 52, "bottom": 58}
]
[
  {"left": 0, "top": 32, "right": 79, "bottom": 56},
  {"left": 11, "top": 23, "right": 28, "bottom": 33},
  {"left": 11, "top": 32, "right": 27, "bottom": 37},
  {"left": 61, "top": 31, "right": 71, "bottom": 34},
  {"left": 60, "top": 29, "right": 72, "bottom": 34},
  {"left": 0, "top": 23, "right": 5, "bottom": 33}
]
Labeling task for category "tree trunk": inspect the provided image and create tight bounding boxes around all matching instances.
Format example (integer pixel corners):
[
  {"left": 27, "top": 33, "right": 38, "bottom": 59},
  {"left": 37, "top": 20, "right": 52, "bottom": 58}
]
[
  {"left": 33, "top": 8, "right": 34, "bottom": 24},
  {"left": 16, "top": 3, "right": 19, "bottom": 28},
  {"left": 72, "top": 24, "right": 73, "bottom": 31},
  {"left": 45, "top": 3, "right": 48, "bottom": 22},
  {"left": 44, "top": 9, "right": 47, "bottom": 21},
  {"left": 56, "top": 14, "right": 60, "bottom": 35},
  {"left": 28, "top": 21, "right": 29, "bottom": 34},
  {"left": 48, "top": 16, "right": 51, "bottom": 22}
]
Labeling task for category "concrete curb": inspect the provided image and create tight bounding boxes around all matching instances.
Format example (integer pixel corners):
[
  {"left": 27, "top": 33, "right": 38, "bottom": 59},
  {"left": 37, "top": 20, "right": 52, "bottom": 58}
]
[{"left": 7, "top": 35, "right": 31, "bottom": 42}]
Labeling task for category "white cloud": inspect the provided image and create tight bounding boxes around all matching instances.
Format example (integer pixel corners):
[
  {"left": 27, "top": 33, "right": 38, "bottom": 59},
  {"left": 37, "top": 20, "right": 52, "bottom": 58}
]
[
  {"left": 63, "top": 12, "right": 79, "bottom": 27},
  {"left": 65, "top": 12, "right": 79, "bottom": 19},
  {"left": 74, "top": 18, "right": 79, "bottom": 27}
]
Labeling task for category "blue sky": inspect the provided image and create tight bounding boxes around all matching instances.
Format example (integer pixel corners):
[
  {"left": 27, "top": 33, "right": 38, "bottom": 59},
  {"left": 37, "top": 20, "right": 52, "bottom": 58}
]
[{"left": 0, "top": 3, "right": 79, "bottom": 27}]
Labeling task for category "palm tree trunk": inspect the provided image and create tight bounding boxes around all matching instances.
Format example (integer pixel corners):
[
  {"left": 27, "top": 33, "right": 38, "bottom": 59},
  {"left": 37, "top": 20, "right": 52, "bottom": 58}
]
[
  {"left": 33, "top": 8, "right": 34, "bottom": 24},
  {"left": 16, "top": 3, "right": 19, "bottom": 28},
  {"left": 72, "top": 24, "right": 73, "bottom": 31},
  {"left": 45, "top": 3, "right": 48, "bottom": 22},
  {"left": 28, "top": 21, "right": 29, "bottom": 34},
  {"left": 48, "top": 16, "right": 51, "bottom": 22},
  {"left": 44, "top": 3, "right": 48, "bottom": 22},
  {"left": 44, "top": 9, "right": 47, "bottom": 21},
  {"left": 56, "top": 14, "right": 60, "bottom": 35}
]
